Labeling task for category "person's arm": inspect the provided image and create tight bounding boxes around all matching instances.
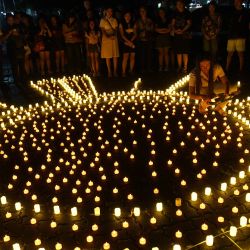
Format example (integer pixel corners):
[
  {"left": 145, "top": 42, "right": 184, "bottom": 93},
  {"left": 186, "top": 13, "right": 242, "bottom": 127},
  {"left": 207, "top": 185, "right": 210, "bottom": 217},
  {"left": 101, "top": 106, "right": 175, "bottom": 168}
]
[
  {"left": 0, "top": 29, "right": 13, "bottom": 42},
  {"left": 119, "top": 24, "right": 130, "bottom": 43},
  {"left": 131, "top": 23, "right": 137, "bottom": 42},
  {"left": 216, "top": 15, "right": 222, "bottom": 35},
  {"left": 100, "top": 19, "right": 109, "bottom": 38},
  {"left": 181, "top": 19, "right": 191, "bottom": 33},
  {"left": 189, "top": 72, "right": 209, "bottom": 100},
  {"left": 216, "top": 65, "right": 229, "bottom": 94},
  {"left": 171, "top": 18, "right": 177, "bottom": 33},
  {"left": 155, "top": 23, "right": 170, "bottom": 34},
  {"left": 220, "top": 75, "right": 230, "bottom": 94}
]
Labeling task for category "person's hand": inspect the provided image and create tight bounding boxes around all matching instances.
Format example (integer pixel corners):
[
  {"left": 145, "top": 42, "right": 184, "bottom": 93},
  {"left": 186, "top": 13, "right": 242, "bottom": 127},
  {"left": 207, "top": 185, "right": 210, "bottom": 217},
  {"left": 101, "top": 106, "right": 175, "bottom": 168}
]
[
  {"left": 175, "top": 29, "right": 182, "bottom": 34},
  {"left": 204, "top": 34, "right": 210, "bottom": 40}
]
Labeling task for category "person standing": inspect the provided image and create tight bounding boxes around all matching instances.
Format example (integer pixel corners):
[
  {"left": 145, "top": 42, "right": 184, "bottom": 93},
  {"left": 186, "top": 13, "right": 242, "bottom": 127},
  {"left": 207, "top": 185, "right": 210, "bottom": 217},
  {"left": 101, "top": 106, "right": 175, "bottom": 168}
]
[
  {"left": 119, "top": 10, "right": 137, "bottom": 77},
  {"left": 201, "top": 1, "right": 221, "bottom": 61},
  {"left": 63, "top": 14, "right": 83, "bottom": 75},
  {"left": 34, "top": 17, "right": 52, "bottom": 77},
  {"left": 85, "top": 19, "right": 100, "bottom": 77},
  {"left": 136, "top": 6, "right": 154, "bottom": 73},
  {"left": 100, "top": 7, "right": 119, "bottom": 77},
  {"left": 155, "top": 7, "right": 172, "bottom": 72},
  {"left": 50, "top": 16, "right": 65, "bottom": 75},
  {"left": 172, "top": 0, "right": 192, "bottom": 74},
  {"left": 4, "top": 14, "right": 26, "bottom": 85},
  {"left": 226, "top": 0, "right": 249, "bottom": 73}
]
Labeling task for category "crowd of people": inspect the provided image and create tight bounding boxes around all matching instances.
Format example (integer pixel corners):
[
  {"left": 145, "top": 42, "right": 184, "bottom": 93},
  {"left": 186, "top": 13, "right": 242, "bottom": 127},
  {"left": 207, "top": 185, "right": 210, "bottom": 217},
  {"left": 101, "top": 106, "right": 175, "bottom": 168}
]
[{"left": 0, "top": 0, "right": 249, "bottom": 86}]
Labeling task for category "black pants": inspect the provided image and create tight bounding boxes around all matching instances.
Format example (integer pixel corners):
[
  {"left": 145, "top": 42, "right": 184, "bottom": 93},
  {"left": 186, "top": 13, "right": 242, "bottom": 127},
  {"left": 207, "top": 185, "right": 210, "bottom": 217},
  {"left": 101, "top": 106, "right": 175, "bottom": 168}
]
[
  {"left": 137, "top": 40, "right": 153, "bottom": 72},
  {"left": 8, "top": 50, "right": 25, "bottom": 84},
  {"left": 65, "top": 43, "right": 82, "bottom": 74}
]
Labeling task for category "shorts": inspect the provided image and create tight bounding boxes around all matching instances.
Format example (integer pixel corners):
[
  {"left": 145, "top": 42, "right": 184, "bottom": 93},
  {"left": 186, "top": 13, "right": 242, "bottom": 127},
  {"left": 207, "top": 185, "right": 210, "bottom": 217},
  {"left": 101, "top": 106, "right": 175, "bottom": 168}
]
[
  {"left": 156, "top": 34, "right": 171, "bottom": 49},
  {"left": 88, "top": 44, "right": 99, "bottom": 53},
  {"left": 227, "top": 39, "right": 245, "bottom": 52}
]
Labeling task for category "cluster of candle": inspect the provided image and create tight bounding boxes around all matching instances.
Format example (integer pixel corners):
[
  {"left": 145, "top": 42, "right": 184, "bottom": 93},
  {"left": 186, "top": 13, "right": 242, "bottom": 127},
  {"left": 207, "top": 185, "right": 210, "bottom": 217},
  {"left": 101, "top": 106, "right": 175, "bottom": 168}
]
[{"left": 0, "top": 75, "right": 249, "bottom": 249}]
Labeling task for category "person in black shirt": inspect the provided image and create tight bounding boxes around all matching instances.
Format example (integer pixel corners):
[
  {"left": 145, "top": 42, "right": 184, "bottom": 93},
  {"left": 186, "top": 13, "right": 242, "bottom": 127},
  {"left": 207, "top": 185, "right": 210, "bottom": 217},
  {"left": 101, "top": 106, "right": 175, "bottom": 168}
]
[
  {"left": 226, "top": 0, "right": 249, "bottom": 72},
  {"left": 155, "top": 8, "right": 171, "bottom": 72},
  {"left": 4, "top": 14, "right": 26, "bottom": 85},
  {"left": 172, "top": 0, "right": 192, "bottom": 74},
  {"left": 119, "top": 10, "right": 137, "bottom": 77}
]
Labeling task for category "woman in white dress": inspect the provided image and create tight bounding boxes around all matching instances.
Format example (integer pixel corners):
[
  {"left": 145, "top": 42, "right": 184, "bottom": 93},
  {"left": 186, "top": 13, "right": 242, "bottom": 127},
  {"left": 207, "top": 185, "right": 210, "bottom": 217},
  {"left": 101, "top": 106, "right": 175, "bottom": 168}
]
[{"left": 100, "top": 7, "right": 119, "bottom": 77}]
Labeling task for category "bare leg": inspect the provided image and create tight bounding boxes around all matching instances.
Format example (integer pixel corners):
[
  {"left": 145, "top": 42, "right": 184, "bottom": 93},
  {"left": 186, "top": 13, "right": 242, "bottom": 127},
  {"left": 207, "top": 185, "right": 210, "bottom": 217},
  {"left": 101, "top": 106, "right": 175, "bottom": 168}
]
[
  {"left": 94, "top": 52, "right": 99, "bottom": 76},
  {"left": 129, "top": 53, "right": 135, "bottom": 73},
  {"left": 170, "top": 48, "right": 175, "bottom": 69},
  {"left": 183, "top": 53, "right": 188, "bottom": 73},
  {"left": 45, "top": 51, "right": 51, "bottom": 74},
  {"left": 90, "top": 52, "right": 95, "bottom": 75},
  {"left": 24, "top": 54, "right": 30, "bottom": 76},
  {"left": 158, "top": 48, "right": 163, "bottom": 70},
  {"left": 60, "top": 50, "right": 65, "bottom": 73},
  {"left": 106, "top": 58, "right": 112, "bottom": 77},
  {"left": 226, "top": 51, "right": 233, "bottom": 71},
  {"left": 55, "top": 51, "right": 60, "bottom": 73},
  {"left": 113, "top": 57, "right": 118, "bottom": 77},
  {"left": 39, "top": 51, "right": 45, "bottom": 76},
  {"left": 177, "top": 54, "right": 182, "bottom": 72},
  {"left": 122, "top": 53, "right": 129, "bottom": 76},
  {"left": 164, "top": 47, "right": 169, "bottom": 70},
  {"left": 238, "top": 51, "right": 244, "bottom": 72}
]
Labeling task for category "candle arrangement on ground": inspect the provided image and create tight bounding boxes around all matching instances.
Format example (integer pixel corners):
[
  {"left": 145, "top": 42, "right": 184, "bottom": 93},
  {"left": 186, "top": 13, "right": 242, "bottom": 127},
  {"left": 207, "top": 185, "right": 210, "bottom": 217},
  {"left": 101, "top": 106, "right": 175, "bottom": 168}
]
[{"left": 0, "top": 75, "right": 249, "bottom": 249}]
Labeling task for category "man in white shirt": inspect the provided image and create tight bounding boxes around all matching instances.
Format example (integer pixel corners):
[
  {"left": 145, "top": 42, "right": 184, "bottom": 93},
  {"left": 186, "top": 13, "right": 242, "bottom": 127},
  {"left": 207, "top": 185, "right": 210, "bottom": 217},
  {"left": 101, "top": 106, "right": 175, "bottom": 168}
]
[{"left": 189, "top": 54, "right": 233, "bottom": 115}]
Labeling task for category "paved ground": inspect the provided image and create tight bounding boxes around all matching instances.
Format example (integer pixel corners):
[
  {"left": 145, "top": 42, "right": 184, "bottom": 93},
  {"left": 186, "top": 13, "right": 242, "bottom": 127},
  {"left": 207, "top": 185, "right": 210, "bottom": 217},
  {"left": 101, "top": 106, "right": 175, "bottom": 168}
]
[{"left": 0, "top": 73, "right": 249, "bottom": 249}]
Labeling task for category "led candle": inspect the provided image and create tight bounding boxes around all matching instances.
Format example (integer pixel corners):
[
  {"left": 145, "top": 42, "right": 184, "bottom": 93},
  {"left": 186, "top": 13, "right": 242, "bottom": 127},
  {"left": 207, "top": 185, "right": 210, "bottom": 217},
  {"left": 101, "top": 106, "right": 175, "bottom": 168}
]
[
  {"left": 175, "top": 198, "right": 182, "bottom": 207},
  {"left": 34, "top": 204, "right": 40, "bottom": 213},
  {"left": 103, "top": 242, "right": 110, "bottom": 249},
  {"left": 122, "top": 221, "right": 129, "bottom": 228},
  {"left": 246, "top": 193, "right": 250, "bottom": 202},
  {"left": 230, "top": 226, "right": 237, "bottom": 237},
  {"left": 13, "top": 243, "right": 21, "bottom": 250},
  {"left": 3, "top": 235, "right": 10, "bottom": 242},
  {"left": 111, "top": 230, "right": 118, "bottom": 237},
  {"left": 239, "top": 171, "right": 245, "bottom": 179},
  {"left": 176, "top": 209, "right": 182, "bottom": 216},
  {"left": 218, "top": 216, "right": 224, "bottom": 223},
  {"left": 191, "top": 192, "right": 197, "bottom": 201},
  {"left": 114, "top": 208, "right": 121, "bottom": 217},
  {"left": 55, "top": 243, "right": 62, "bottom": 249},
  {"left": 71, "top": 207, "right": 77, "bottom": 216},
  {"left": 15, "top": 202, "right": 21, "bottom": 211},
  {"left": 1, "top": 196, "right": 7, "bottom": 205},
  {"left": 173, "top": 244, "right": 181, "bottom": 250},
  {"left": 86, "top": 235, "right": 93, "bottom": 243},
  {"left": 240, "top": 216, "right": 247, "bottom": 227},
  {"left": 205, "top": 187, "right": 211, "bottom": 196},
  {"left": 230, "top": 177, "right": 236, "bottom": 185},
  {"left": 94, "top": 207, "right": 100, "bottom": 216},
  {"left": 54, "top": 205, "right": 60, "bottom": 214},
  {"left": 156, "top": 202, "right": 163, "bottom": 212},
  {"left": 133, "top": 207, "right": 140, "bottom": 217},
  {"left": 175, "top": 230, "right": 182, "bottom": 238},
  {"left": 34, "top": 239, "right": 41, "bottom": 246},
  {"left": 221, "top": 183, "right": 227, "bottom": 191},
  {"left": 206, "top": 235, "right": 214, "bottom": 246},
  {"left": 150, "top": 217, "right": 157, "bottom": 224},
  {"left": 139, "top": 237, "right": 146, "bottom": 245}
]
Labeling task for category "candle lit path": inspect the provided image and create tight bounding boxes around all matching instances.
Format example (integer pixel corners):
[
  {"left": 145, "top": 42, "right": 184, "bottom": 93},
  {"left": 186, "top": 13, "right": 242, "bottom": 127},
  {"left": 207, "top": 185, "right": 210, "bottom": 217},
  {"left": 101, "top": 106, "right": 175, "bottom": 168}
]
[{"left": 0, "top": 75, "right": 250, "bottom": 249}]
